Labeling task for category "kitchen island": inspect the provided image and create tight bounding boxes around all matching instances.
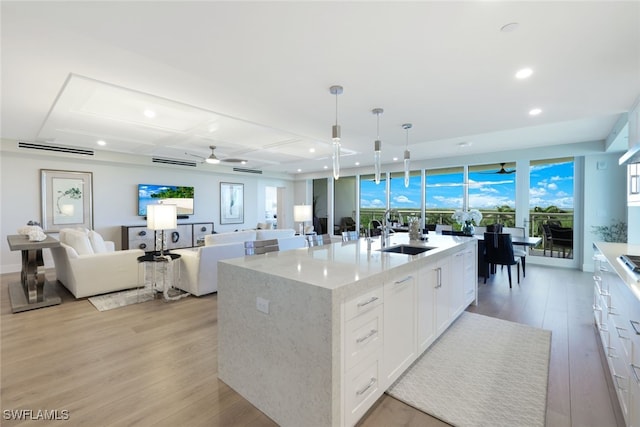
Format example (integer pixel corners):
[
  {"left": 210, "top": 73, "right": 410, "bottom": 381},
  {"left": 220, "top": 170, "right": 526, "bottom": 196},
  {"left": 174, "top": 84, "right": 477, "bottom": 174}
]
[{"left": 218, "top": 234, "right": 477, "bottom": 427}]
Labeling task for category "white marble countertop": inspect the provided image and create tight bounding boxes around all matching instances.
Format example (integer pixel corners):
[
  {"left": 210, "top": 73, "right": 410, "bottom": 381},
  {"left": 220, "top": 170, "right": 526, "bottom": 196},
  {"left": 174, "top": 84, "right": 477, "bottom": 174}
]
[
  {"left": 220, "top": 233, "right": 474, "bottom": 292},
  {"left": 593, "top": 241, "right": 640, "bottom": 301}
]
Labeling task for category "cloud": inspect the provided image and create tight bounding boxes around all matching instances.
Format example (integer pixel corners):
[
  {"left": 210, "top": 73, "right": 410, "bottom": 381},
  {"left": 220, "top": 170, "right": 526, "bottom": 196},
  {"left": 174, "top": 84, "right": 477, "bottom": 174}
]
[
  {"left": 361, "top": 198, "right": 386, "bottom": 208},
  {"left": 547, "top": 183, "right": 558, "bottom": 190}
]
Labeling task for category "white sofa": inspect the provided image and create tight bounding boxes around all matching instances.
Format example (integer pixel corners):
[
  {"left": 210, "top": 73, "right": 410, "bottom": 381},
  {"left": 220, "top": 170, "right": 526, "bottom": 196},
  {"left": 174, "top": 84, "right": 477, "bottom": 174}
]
[
  {"left": 50, "top": 228, "right": 145, "bottom": 298},
  {"left": 173, "top": 229, "right": 306, "bottom": 296}
]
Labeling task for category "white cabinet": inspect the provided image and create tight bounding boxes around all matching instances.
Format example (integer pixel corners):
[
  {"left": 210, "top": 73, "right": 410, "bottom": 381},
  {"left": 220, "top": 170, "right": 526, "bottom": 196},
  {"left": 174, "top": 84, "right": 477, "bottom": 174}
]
[
  {"left": 340, "top": 241, "right": 477, "bottom": 427},
  {"left": 122, "top": 222, "right": 213, "bottom": 251},
  {"left": 450, "top": 250, "right": 468, "bottom": 317},
  {"left": 417, "top": 264, "right": 436, "bottom": 353},
  {"left": 383, "top": 271, "right": 417, "bottom": 387},
  {"left": 343, "top": 285, "right": 384, "bottom": 427},
  {"left": 434, "top": 257, "right": 452, "bottom": 337},
  {"left": 593, "top": 253, "right": 640, "bottom": 427}
]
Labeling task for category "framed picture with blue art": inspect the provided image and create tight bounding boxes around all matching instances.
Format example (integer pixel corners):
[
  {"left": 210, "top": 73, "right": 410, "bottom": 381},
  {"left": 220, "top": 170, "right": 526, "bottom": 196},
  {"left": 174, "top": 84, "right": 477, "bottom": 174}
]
[
  {"left": 220, "top": 182, "right": 244, "bottom": 225},
  {"left": 41, "top": 169, "right": 93, "bottom": 232}
]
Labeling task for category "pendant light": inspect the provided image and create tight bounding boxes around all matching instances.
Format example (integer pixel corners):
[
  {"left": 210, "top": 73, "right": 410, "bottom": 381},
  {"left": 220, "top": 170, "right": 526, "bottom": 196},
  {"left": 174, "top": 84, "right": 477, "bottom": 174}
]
[
  {"left": 402, "top": 123, "right": 412, "bottom": 188},
  {"left": 329, "top": 85, "right": 343, "bottom": 180},
  {"left": 372, "top": 108, "right": 383, "bottom": 185}
]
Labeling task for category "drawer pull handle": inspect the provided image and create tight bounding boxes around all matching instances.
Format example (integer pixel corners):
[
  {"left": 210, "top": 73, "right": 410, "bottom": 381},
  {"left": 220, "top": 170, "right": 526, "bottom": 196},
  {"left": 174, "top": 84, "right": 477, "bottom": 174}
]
[
  {"left": 356, "top": 329, "right": 378, "bottom": 344},
  {"left": 592, "top": 304, "right": 601, "bottom": 312},
  {"left": 599, "top": 289, "right": 610, "bottom": 297},
  {"left": 600, "top": 265, "right": 609, "bottom": 272},
  {"left": 599, "top": 324, "right": 608, "bottom": 333},
  {"left": 606, "top": 346, "right": 618, "bottom": 359},
  {"left": 631, "top": 320, "right": 640, "bottom": 335},
  {"left": 356, "top": 377, "right": 377, "bottom": 396},
  {"left": 608, "top": 306, "right": 619, "bottom": 316},
  {"left": 631, "top": 364, "right": 640, "bottom": 384},
  {"left": 357, "top": 296, "right": 379, "bottom": 308},
  {"left": 615, "top": 326, "right": 629, "bottom": 340},
  {"left": 613, "top": 374, "right": 627, "bottom": 391},
  {"left": 394, "top": 276, "right": 413, "bottom": 285}
]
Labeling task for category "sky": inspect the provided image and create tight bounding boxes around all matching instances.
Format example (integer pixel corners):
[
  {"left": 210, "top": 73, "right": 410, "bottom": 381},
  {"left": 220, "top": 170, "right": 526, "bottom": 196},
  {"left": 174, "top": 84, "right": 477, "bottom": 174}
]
[{"left": 360, "top": 160, "right": 574, "bottom": 210}]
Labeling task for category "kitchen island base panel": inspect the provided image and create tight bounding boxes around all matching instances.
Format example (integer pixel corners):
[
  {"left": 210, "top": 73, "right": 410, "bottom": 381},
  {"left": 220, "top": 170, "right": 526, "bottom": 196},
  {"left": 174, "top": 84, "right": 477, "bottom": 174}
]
[{"left": 218, "top": 263, "right": 339, "bottom": 427}]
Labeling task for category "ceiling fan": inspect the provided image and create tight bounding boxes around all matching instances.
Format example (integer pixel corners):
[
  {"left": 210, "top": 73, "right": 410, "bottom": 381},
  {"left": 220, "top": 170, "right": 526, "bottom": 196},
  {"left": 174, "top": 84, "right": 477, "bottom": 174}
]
[
  {"left": 185, "top": 145, "right": 248, "bottom": 165},
  {"left": 485, "top": 163, "right": 516, "bottom": 174}
]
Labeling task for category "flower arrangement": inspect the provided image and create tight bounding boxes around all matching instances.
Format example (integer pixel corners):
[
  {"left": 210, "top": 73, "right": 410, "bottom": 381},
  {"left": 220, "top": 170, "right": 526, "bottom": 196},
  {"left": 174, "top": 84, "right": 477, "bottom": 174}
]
[{"left": 451, "top": 209, "right": 483, "bottom": 225}]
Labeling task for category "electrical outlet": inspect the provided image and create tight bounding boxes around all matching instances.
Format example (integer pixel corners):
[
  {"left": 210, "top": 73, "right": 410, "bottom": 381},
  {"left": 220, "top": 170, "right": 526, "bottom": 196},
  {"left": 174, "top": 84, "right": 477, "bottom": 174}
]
[{"left": 256, "top": 297, "right": 270, "bottom": 314}]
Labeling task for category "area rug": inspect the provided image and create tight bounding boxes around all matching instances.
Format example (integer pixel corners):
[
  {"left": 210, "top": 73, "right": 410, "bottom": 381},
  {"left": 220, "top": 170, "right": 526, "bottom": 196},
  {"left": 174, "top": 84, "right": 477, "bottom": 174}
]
[
  {"left": 386, "top": 312, "right": 551, "bottom": 427},
  {"left": 88, "top": 288, "right": 155, "bottom": 311}
]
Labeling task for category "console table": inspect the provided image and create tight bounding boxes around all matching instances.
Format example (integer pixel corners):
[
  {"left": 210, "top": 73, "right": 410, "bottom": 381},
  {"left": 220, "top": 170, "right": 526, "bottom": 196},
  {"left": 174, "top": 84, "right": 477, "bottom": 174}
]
[{"left": 7, "top": 234, "right": 61, "bottom": 313}]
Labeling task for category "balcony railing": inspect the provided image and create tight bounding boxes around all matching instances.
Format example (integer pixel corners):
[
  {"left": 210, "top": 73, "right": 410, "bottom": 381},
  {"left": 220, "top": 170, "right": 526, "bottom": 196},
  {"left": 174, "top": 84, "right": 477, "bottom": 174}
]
[{"left": 359, "top": 208, "right": 573, "bottom": 242}]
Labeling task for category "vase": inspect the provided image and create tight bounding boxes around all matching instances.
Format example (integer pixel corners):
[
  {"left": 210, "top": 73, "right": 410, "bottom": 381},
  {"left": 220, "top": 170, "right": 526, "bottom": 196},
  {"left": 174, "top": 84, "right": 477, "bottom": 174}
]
[{"left": 462, "top": 221, "right": 475, "bottom": 236}]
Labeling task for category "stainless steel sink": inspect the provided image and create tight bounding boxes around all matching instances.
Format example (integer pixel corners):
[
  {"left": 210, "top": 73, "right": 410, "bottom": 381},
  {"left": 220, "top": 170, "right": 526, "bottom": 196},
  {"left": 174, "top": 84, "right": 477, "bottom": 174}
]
[{"left": 378, "top": 244, "right": 434, "bottom": 255}]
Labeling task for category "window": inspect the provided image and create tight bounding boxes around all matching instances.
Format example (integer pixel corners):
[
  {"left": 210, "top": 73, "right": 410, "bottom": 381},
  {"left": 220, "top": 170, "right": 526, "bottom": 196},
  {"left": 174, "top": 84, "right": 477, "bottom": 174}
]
[
  {"left": 529, "top": 157, "right": 574, "bottom": 258},
  {"left": 389, "top": 171, "right": 421, "bottom": 225},
  {"left": 425, "top": 166, "right": 464, "bottom": 225},
  {"left": 360, "top": 173, "right": 386, "bottom": 234},
  {"left": 468, "top": 162, "right": 516, "bottom": 226}
]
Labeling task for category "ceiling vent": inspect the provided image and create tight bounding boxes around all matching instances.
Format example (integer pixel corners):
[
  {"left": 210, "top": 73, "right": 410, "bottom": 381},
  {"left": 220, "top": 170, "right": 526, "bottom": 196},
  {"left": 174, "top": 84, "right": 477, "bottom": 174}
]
[
  {"left": 18, "top": 141, "right": 94, "bottom": 156},
  {"left": 152, "top": 157, "right": 198, "bottom": 167},
  {"left": 233, "top": 167, "right": 262, "bottom": 174}
]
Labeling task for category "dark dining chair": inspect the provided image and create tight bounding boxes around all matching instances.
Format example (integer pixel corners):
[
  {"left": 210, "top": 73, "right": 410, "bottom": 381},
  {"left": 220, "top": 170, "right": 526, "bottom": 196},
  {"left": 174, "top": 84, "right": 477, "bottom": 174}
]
[
  {"left": 549, "top": 226, "right": 573, "bottom": 258},
  {"left": 483, "top": 232, "right": 521, "bottom": 288}
]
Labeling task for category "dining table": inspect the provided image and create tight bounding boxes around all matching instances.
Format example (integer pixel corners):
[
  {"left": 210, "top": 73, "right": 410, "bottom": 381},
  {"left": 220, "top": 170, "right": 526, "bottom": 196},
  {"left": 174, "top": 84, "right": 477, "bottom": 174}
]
[{"left": 473, "top": 234, "right": 542, "bottom": 277}]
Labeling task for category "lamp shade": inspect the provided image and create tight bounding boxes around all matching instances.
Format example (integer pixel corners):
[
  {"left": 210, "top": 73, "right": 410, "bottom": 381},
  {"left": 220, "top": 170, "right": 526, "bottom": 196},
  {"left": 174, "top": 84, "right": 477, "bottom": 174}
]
[
  {"left": 293, "top": 205, "right": 313, "bottom": 222},
  {"left": 147, "top": 204, "right": 177, "bottom": 230}
]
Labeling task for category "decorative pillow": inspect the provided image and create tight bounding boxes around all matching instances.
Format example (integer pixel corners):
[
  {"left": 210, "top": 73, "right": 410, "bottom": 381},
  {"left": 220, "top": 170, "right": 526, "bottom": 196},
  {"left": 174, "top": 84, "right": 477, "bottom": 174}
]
[
  {"left": 64, "top": 229, "right": 94, "bottom": 255},
  {"left": 88, "top": 230, "right": 108, "bottom": 253}
]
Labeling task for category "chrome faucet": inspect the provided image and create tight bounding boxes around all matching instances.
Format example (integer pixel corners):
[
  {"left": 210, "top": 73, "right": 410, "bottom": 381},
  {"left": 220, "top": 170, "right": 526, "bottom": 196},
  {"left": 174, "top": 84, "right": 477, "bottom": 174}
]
[{"left": 381, "top": 208, "right": 399, "bottom": 248}]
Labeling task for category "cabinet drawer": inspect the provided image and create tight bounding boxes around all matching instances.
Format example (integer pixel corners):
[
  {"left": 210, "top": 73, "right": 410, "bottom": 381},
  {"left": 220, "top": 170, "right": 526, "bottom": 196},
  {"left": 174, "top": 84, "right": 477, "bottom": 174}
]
[
  {"left": 344, "top": 352, "right": 382, "bottom": 427},
  {"left": 345, "top": 305, "right": 383, "bottom": 371},
  {"left": 165, "top": 224, "right": 193, "bottom": 250},
  {"left": 344, "top": 285, "right": 383, "bottom": 321},
  {"left": 127, "top": 226, "right": 155, "bottom": 251}
]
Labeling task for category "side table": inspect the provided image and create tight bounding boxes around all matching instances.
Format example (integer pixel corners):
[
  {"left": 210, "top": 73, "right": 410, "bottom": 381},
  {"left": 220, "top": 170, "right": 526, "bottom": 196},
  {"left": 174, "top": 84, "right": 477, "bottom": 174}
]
[
  {"left": 137, "top": 253, "right": 189, "bottom": 302},
  {"left": 6, "top": 234, "right": 61, "bottom": 313}
]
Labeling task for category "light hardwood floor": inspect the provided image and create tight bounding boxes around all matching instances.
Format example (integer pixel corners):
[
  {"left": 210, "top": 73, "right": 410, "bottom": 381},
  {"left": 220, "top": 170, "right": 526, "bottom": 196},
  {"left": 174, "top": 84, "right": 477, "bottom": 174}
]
[{"left": 0, "top": 265, "right": 624, "bottom": 427}]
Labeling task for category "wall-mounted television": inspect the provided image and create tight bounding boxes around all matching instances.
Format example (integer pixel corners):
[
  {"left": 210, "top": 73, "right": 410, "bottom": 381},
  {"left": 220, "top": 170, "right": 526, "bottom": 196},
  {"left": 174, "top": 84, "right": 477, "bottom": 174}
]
[{"left": 138, "top": 184, "right": 194, "bottom": 216}]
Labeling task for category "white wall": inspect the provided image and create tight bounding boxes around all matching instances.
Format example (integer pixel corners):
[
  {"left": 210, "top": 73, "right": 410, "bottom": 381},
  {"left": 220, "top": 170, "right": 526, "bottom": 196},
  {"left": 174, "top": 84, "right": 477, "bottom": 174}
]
[
  {"left": 580, "top": 153, "right": 627, "bottom": 271},
  {"left": 0, "top": 145, "right": 294, "bottom": 273}
]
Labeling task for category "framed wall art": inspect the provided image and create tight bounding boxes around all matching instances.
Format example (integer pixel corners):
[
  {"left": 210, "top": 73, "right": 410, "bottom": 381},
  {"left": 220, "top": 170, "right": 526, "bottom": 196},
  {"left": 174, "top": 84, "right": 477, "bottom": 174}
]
[
  {"left": 220, "top": 182, "right": 244, "bottom": 225},
  {"left": 41, "top": 169, "right": 93, "bottom": 232}
]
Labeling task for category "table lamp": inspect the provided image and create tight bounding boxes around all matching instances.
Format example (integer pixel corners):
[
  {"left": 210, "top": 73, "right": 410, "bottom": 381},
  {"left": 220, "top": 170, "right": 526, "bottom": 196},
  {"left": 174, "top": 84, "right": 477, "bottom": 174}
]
[
  {"left": 293, "top": 205, "right": 313, "bottom": 235},
  {"left": 147, "top": 203, "right": 177, "bottom": 257}
]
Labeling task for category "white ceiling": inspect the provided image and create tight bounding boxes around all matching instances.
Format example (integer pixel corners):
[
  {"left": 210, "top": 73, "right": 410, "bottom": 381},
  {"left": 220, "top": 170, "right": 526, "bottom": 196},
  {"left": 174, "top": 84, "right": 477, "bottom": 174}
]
[{"left": 1, "top": 1, "right": 639, "bottom": 175}]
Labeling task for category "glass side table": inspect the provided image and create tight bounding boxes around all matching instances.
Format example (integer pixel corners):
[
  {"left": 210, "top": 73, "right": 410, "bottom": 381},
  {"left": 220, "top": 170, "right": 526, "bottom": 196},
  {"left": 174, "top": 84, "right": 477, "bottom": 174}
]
[{"left": 137, "top": 253, "right": 189, "bottom": 302}]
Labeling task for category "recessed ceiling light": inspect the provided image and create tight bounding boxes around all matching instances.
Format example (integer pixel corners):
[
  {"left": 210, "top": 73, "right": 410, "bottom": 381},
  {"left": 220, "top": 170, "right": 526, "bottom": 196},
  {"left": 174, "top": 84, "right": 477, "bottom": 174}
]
[
  {"left": 355, "top": 161, "right": 360, "bottom": 166},
  {"left": 97, "top": 140, "right": 106, "bottom": 146},
  {"left": 529, "top": 108, "right": 542, "bottom": 116},
  {"left": 500, "top": 22, "right": 520, "bottom": 33},
  {"left": 458, "top": 141, "right": 472, "bottom": 148},
  {"left": 324, "top": 165, "right": 328, "bottom": 169},
  {"left": 393, "top": 157, "right": 399, "bottom": 161},
  {"left": 309, "top": 148, "right": 316, "bottom": 153},
  {"left": 297, "top": 168, "right": 302, "bottom": 172},
  {"left": 515, "top": 68, "right": 533, "bottom": 79},
  {"left": 144, "top": 109, "right": 156, "bottom": 118},
  {"left": 241, "top": 160, "right": 247, "bottom": 165}
]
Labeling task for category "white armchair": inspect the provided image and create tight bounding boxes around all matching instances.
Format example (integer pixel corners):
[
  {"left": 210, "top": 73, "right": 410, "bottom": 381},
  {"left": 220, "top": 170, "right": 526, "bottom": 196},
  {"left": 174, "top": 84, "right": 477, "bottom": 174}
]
[{"left": 50, "top": 228, "right": 144, "bottom": 298}]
